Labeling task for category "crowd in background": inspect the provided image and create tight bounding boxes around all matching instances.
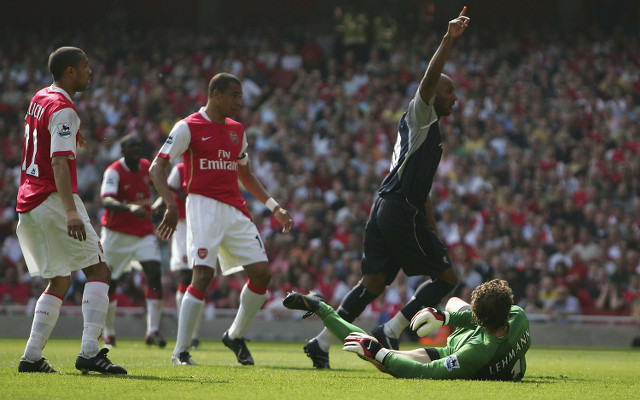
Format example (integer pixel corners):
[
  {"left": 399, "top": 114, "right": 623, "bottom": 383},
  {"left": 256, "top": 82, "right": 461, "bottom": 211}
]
[{"left": 1, "top": 3, "right": 640, "bottom": 326}]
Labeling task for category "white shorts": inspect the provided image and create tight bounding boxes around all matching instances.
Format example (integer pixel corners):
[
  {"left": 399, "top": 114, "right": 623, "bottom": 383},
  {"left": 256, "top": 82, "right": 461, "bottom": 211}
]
[
  {"left": 170, "top": 219, "right": 188, "bottom": 271},
  {"left": 186, "top": 194, "right": 267, "bottom": 275},
  {"left": 16, "top": 193, "right": 104, "bottom": 279},
  {"left": 100, "top": 228, "right": 161, "bottom": 279}
]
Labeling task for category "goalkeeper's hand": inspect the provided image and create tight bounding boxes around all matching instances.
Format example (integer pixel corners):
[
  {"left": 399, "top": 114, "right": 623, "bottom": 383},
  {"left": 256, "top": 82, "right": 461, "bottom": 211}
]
[
  {"left": 342, "top": 332, "right": 390, "bottom": 363},
  {"left": 410, "top": 307, "right": 450, "bottom": 337}
]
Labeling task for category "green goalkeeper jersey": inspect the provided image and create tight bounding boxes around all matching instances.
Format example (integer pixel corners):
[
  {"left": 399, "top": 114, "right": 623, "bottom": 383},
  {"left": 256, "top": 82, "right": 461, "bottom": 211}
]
[{"left": 382, "top": 305, "right": 531, "bottom": 380}]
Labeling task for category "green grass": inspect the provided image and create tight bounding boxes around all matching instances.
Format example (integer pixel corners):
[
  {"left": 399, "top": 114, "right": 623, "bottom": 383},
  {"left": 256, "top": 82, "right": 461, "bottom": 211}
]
[{"left": 1, "top": 338, "right": 639, "bottom": 399}]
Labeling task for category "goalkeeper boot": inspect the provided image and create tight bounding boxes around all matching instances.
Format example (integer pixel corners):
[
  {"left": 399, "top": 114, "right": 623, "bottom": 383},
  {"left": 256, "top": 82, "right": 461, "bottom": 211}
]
[
  {"left": 303, "top": 339, "right": 330, "bottom": 369},
  {"left": 371, "top": 324, "right": 400, "bottom": 350},
  {"left": 75, "top": 348, "right": 127, "bottom": 375},
  {"left": 172, "top": 351, "right": 196, "bottom": 365},
  {"left": 222, "top": 330, "right": 254, "bottom": 365},
  {"left": 145, "top": 331, "right": 167, "bottom": 348},
  {"left": 282, "top": 291, "right": 323, "bottom": 318},
  {"left": 18, "top": 357, "right": 59, "bottom": 373}
]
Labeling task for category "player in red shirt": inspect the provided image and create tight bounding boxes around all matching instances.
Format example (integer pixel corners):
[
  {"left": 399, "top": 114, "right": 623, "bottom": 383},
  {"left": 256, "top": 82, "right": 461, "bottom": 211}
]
[
  {"left": 15, "top": 46, "right": 125, "bottom": 374},
  {"left": 99, "top": 134, "right": 165, "bottom": 348},
  {"left": 150, "top": 72, "right": 295, "bottom": 366}
]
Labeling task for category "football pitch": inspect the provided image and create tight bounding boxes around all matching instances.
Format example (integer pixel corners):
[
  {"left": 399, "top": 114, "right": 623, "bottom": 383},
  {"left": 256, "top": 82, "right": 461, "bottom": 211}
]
[{"left": 1, "top": 338, "right": 638, "bottom": 400}]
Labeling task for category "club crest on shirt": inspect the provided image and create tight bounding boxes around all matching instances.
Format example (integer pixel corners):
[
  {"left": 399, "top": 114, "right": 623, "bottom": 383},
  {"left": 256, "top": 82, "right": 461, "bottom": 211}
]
[
  {"left": 444, "top": 355, "right": 460, "bottom": 371},
  {"left": 56, "top": 122, "right": 72, "bottom": 138},
  {"left": 229, "top": 131, "right": 239, "bottom": 145},
  {"left": 198, "top": 248, "right": 208, "bottom": 259}
]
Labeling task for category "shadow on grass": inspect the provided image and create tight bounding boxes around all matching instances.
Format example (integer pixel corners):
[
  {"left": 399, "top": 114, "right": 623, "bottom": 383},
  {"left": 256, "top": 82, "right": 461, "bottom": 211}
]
[
  {"left": 69, "top": 373, "right": 232, "bottom": 383},
  {"left": 522, "top": 375, "right": 590, "bottom": 384}
]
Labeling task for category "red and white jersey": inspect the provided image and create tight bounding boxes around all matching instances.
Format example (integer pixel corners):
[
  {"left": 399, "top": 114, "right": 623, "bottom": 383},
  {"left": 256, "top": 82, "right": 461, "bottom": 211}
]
[
  {"left": 157, "top": 107, "right": 251, "bottom": 218},
  {"left": 167, "top": 162, "right": 187, "bottom": 220},
  {"left": 100, "top": 158, "right": 154, "bottom": 236},
  {"left": 17, "top": 86, "right": 80, "bottom": 213}
]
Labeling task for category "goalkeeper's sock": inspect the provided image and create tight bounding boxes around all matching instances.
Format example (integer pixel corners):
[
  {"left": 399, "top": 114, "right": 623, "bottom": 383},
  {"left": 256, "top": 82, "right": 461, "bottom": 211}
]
[
  {"left": 174, "top": 286, "right": 204, "bottom": 355},
  {"left": 314, "top": 328, "right": 332, "bottom": 352},
  {"left": 23, "top": 292, "right": 62, "bottom": 362},
  {"left": 227, "top": 280, "right": 266, "bottom": 339},
  {"left": 399, "top": 278, "right": 455, "bottom": 320},
  {"left": 336, "top": 282, "right": 378, "bottom": 323},
  {"left": 384, "top": 311, "right": 410, "bottom": 339}
]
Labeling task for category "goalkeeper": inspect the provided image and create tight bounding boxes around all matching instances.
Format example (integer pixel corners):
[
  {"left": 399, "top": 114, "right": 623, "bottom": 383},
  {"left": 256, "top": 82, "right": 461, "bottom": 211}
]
[{"left": 283, "top": 279, "right": 531, "bottom": 381}]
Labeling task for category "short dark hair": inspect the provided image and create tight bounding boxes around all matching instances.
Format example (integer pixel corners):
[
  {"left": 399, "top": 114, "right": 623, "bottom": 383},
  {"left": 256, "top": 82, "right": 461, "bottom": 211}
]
[
  {"left": 208, "top": 72, "right": 241, "bottom": 97},
  {"left": 120, "top": 134, "right": 142, "bottom": 149},
  {"left": 471, "top": 279, "right": 514, "bottom": 332},
  {"left": 48, "top": 46, "right": 86, "bottom": 81}
]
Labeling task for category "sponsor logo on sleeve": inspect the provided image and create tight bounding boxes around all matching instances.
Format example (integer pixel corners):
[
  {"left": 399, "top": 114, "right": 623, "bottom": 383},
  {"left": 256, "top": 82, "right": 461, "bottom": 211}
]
[
  {"left": 56, "top": 122, "right": 72, "bottom": 138},
  {"left": 165, "top": 135, "right": 174, "bottom": 145},
  {"left": 444, "top": 355, "right": 460, "bottom": 371}
]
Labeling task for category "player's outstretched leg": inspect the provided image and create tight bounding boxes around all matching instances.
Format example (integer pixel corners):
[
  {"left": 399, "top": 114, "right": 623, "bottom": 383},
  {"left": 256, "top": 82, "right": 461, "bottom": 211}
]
[
  {"left": 222, "top": 330, "right": 254, "bottom": 365},
  {"left": 282, "top": 291, "right": 323, "bottom": 318},
  {"left": 75, "top": 348, "right": 127, "bottom": 374}
]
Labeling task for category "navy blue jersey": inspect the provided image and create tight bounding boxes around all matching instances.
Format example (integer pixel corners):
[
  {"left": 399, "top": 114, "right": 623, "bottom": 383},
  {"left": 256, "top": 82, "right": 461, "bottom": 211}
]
[{"left": 378, "top": 90, "right": 441, "bottom": 209}]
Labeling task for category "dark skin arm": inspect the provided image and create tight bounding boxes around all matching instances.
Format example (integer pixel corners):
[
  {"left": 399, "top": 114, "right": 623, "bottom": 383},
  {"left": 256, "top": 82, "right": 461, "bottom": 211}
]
[
  {"left": 52, "top": 155, "right": 86, "bottom": 241},
  {"left": 238, "top": 162, "right": 294, "bottom": 233},
  {"left": 149, "top": 156, "right": 179, "bottom": 240},
  {"left": 102, "top": 196, "right": 148, "bottom": 219},
  {"left": 418, "top": 6, "right": 470, "bottom": 104}
]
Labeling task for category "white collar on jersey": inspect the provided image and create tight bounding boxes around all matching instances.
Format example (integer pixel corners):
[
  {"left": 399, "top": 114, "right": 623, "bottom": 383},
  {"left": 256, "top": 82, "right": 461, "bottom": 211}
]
[
  {"left": 50, "top": 85, "right": 73, "bottom": 102},
  {"left": 198, "top": 107, "right": 210, "bottom": 121}
]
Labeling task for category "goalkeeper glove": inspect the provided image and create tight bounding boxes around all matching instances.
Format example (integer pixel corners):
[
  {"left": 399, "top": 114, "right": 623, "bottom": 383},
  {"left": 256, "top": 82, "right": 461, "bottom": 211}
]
[
  {"left": 342, "top": 332, "right": 390, "bottom": 363},
  {"left": 410, "top": 307, "right": 450, "bottom": 337}
]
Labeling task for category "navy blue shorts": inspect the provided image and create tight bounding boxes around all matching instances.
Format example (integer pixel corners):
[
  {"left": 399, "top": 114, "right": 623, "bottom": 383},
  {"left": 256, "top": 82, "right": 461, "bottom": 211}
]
[{"left": 361, "top": 194, "right": 452, "bottom": 284}]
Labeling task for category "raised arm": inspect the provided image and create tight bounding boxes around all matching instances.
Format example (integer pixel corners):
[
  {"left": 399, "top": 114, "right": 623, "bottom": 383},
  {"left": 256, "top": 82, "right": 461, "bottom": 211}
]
[{"left": 419, "top": 6, "right": 470, "bottom": 103}]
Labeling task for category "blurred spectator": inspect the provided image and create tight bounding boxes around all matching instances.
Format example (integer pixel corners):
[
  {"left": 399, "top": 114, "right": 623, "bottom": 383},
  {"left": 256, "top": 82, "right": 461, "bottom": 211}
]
[
  {"left": 542, "top": 284, "right": 581, "bottom": 321},
  {"left": 0, "top": 265, "right": 30, "bottom": 305}
]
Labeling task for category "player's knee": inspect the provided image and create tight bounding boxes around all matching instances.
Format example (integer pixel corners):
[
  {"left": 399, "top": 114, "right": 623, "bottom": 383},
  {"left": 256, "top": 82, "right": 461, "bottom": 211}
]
[
  {"left": 438, "top": 267, "right": 459, "bottom": 287},
  {"left": 142, "top": 261, "right": 162, "bottom": 288},
  {"left": 47, "top": 276, "right": 72, "bottom": 298},
  {"left": 361, "top": 274, "right": 387, "bottom": 295},
  {"left": 83, "top": 262, "right": 112, "bottom": 284},
  {"left": 178, "top": 269, "right": 192, "bottom": 285},
  {"left": 246, "top": 262, "right": 271, "bottom": 288},
  {"left": 192, "top": 265, "right": 215, "bottom": 290}
]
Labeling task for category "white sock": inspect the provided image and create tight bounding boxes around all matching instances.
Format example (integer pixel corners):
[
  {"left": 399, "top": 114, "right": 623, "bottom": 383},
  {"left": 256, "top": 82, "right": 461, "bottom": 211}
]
[
  {"left": 192, "top": 310, "right": 201, "bottom": 341},
  {"left": 81, "top": 281, "right": 109, "bottom": 357},
  {"left": 173, "top": 291, "right": 203, "bottom": 355},
  {"left": 23, "top": 293, "right": 62, "bottom": 361},
  {"left": 384, "top": 312, "right": 410, "bottom": 339},
  {"left": 104, "top": 299, "right": 117, "bottom": 337},
  {"left": 314, "top": 328, "right": 333, "bottom": 352},
  {"left": 146, "top": 298, "right": 163, "bottom": 334},
  {"left": 227, "top": 283, "right": 266, "bottom": 339},
  {"left": 175, "top": 290, "right": 185, "bottom": 319}
]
